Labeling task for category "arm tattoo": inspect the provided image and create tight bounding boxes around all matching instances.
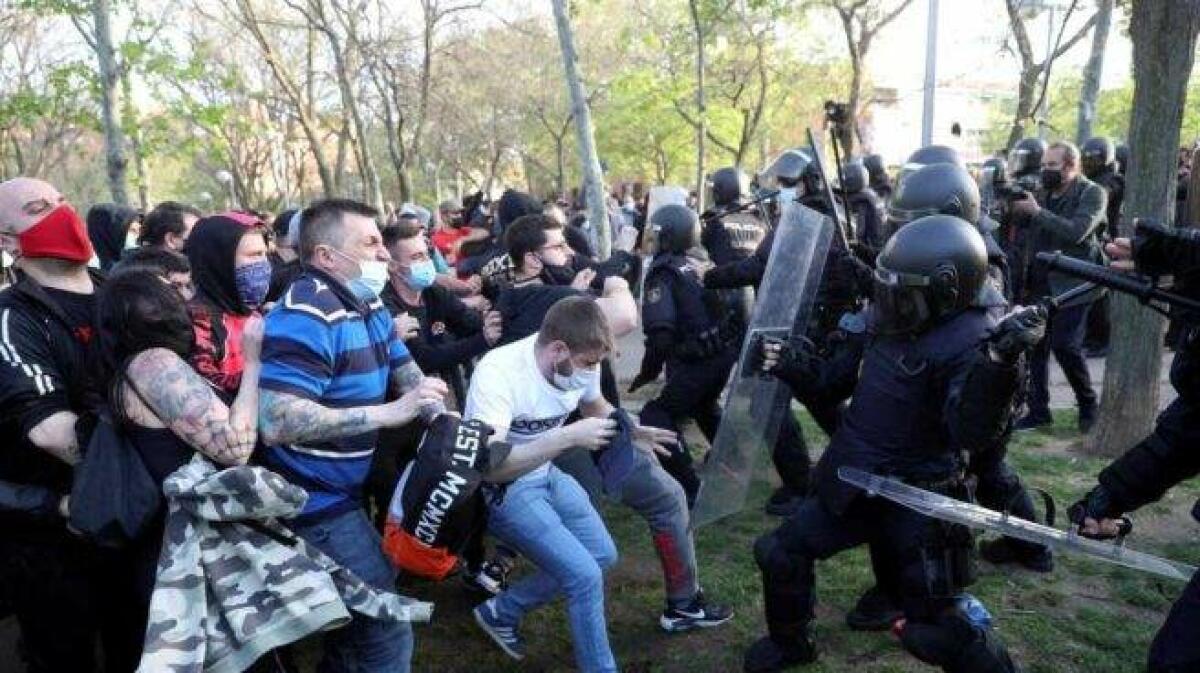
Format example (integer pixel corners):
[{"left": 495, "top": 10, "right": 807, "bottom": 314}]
[
  {"left": 258, "top": 389, "right": 375, "bottom": 446},
  {"left": 391, "top": 360, "right": 445, "bottom": 421},
  {"left": 127, "top": 349, "right": 251, "bottom": 465}
]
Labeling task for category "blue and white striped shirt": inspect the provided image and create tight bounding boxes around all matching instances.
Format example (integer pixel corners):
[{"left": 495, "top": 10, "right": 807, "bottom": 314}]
[{"left": 260, "top": 268, "right": 412, "bottom": 519}]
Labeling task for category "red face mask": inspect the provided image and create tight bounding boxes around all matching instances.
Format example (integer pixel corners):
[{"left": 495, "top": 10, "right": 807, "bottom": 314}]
[{"left": 16, "top": 204, "right": 94, "bottom": 263}]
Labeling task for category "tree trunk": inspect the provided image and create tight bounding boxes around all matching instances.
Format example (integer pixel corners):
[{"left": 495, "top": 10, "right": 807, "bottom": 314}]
[
  {"left": 1084, "top": 0, "right": 1200, "bottom": 457},
  {"left": 1076, "top": 0, "right": 1114, "bottom": 144},
  {"left": 688, "top": 0, "right": 706, "bottom": 212},
  {"left": 92, "top": 0, "right": 128, "bottom": 205},
  {"left": 1007, "top": 68, "right": 1040, "bottom": 150},
  {"left": 551, "top": 0, "right": 610, "bottom": 258},
  {"left": 236, "top": 0, "right": 334, "bottom": 196},
  {"left": 318, "top": 5, "right": 383, "bottom": 212},
  {"left": 843, "top": 52, "right": 862, "bottom": 155},
  {"left": 119, "top": 68, "right": 149, "bottom": 210},
  {"left": 555, "top": 135, "right": 566, "bottom": 198}
]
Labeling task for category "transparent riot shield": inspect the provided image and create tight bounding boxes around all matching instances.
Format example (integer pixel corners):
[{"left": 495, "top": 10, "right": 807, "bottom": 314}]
[
  {"left": 691, "top": 203, "right": 834, "bottom": 528},
  {"left": 839, "top": 467, "right": 1197, "bottom": 582}
]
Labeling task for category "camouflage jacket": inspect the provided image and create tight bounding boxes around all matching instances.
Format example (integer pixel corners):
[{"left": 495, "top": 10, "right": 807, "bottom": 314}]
[{"left": 138, "top": 457, "right": 433, "bottom": 673}]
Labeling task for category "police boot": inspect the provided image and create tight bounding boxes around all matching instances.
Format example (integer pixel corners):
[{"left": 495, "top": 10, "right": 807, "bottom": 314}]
[
  {"left": 743, "top": 623, "right": 818, "bottom": 672},
  {"left": 899, "top": 613, "right": 1017, "bottom": 673},
  {"left": 845, "top": 584, "right": 904, "bottom": 631}
]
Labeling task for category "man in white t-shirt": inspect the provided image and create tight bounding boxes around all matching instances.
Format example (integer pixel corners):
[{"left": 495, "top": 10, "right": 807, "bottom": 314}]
[{"left": 465, "top": 296, "right": 674, "bottom": 672}]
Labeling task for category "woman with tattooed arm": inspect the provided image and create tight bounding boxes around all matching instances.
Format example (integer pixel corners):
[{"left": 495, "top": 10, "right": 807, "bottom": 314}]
[{"left": 94, "top": 268, "right": 264, "bottom": 607}]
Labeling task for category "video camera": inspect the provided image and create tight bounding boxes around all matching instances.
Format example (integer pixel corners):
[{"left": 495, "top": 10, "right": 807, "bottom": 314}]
[{"left": 824, "top": 101, "right": 851, "bottom": 128}]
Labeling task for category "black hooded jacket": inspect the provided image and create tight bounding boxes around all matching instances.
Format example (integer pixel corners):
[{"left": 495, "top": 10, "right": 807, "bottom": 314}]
[
  {"left": 185, "top": 215, "right": 254, "bottom": 316},
  {"left": 86, "top": 203, "right": 139, "bottom": 271}
]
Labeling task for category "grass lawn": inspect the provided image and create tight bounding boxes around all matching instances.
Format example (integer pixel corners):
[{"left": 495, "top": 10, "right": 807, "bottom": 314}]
[{"left": 324, "top": 410, "right": 1199, "bottom": 672}]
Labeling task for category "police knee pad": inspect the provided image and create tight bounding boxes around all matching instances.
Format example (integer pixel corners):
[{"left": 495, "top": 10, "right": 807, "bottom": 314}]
[
  {"left": 899, "top": 612, "right": 1016, "bottom": 673},
  {"left": 754, "top": 532, "right": 801, "bottom": 581}
]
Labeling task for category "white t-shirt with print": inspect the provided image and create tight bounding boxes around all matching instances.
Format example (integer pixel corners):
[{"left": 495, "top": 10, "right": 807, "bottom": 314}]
[{"left": 464, "top": 333, "right": 601, "bottom": 483}]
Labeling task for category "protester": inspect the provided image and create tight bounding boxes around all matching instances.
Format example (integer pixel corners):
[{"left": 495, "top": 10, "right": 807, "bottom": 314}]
[
  {"left": 367, "top": 219, "right": 500, "bottom": 534},
  {"left": 86, "top": 202, "right": 142, "bottom": 271},
  {"left": 257, "top": 198, "right": 448, "bottom": 671},
  {"left": 0, "top": 177, "right": 141, "bottom": 671},
  {"left": 267, "top": 208, "right": 306, "bottom": 303},
  {"left": 138, "top": 200, "right": 201, "bottom": 252},
  {"left": 94, "top": 266, "right": 262, "bottom": 602},
  {"left": 118, "top": 246, "right": 194, "bottom": 300},
  {"left": 184, "top": 212, "right": 271, "bottom": 398},
  {"left": 467, "top": 297, "right": 675, "bottom": 671},
  {"left": 1009, "top": 141, "right": 1106, "bottom": 433}
]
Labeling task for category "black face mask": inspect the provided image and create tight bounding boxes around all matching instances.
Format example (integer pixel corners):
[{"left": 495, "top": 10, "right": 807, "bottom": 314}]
[
  {"left": 537, "top": 256, "right": 577, "bottom": 286},
  {"left": 1041, "top": 168, "right": 1064, "bottom": 191}
]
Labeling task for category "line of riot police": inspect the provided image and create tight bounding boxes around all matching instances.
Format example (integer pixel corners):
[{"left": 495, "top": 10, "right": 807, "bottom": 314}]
[{"left": 628, "top": 140, "right": 1046, "bottom": 672}]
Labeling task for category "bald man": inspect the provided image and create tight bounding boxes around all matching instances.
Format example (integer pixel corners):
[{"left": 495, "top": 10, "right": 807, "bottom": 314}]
[{"left": 0, "top": 178, "right": 140, "bottom": 672}]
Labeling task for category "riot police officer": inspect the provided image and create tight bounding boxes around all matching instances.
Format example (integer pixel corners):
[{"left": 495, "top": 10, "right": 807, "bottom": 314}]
[
  {"left": 634, "top": 204, "right": 741, "bottom": 505},
  {"left": 1069, "top": 220, "right": 1200, "bottom": 672},
  {"left": 1080, "top": 136, "right": 1125, "bottom": 357},
  {"left": 839, "top": 159, "right": 886, "bottom": 251},
  {"left": 769, "top": 150, "right": 811, "bottom": 223},
  {"left": 1008, "top": 137, "right": 1047, "bottom": 191},
  {"left": 703, "top": 167, "right": 770, "bottom": 266},
  {"left": 863, "top": 153, "right": 893, "bottom": 203},
  {"left": 782, "top": 164, "right": 1050, "bottom": 631},
  {"left": 744, "top": 215, "right": 1040, "bottom": 673}
]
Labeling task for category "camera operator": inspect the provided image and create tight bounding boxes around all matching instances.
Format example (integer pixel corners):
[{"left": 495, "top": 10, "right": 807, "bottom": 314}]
[
  {"left": 1009, "top": 141, "right": 1107, "bottom": 433},
  {"left": 1070, "top": 220, "right": 1200, "bottom": 672}
]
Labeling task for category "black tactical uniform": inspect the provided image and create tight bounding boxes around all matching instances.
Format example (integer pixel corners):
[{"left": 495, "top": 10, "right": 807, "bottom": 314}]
[
  {"left": 839, "top": 160, "right": 887, "bottom": 251},
  {"left": 864, "top": 153, "right": 893, "bottom": 204},
  {"left": 636, "top": 205, "right": 741, "bottom": 504},
  {"left": 1070, "top": 221, "right": 1200, "bottom": 672},
  {"left": 744, "top": 216, "right": 1036, "bottom": 673},
  {"left": 784, "top": 164, "right": 1050, "bottom": 632}
]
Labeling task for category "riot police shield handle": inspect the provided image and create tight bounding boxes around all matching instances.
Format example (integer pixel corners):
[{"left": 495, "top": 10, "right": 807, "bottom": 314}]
[
  {"left": 1067, "top": 485, "right": 1134, "bottom": 542},
  {"left": 1036, "top": 251, "right": 1200, "bottom": 314}
]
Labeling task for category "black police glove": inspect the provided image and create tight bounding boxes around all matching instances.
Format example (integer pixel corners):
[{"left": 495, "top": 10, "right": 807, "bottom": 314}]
[
  {"left": 1068, "top": 485, "right": 1133, "bottom": 540},
  {"left": 987, "top": 306, "right": 1047, "bottom": 364}
]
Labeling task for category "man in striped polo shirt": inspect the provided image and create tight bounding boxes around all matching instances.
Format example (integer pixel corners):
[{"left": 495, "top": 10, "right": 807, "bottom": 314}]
[{"left": 258, "top": 198, "right": 448, "bottom": 672}]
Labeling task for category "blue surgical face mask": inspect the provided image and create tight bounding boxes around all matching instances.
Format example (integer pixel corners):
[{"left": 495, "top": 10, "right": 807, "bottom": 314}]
[
  {"left": 234, "top": 258, "right": 272, "bottom": 309},
  {"left": 125, "top": 231, "right": 139, "bottom": 250},
  {"left": 406, "top": 259, "right": 437, "bottom": 290},
  {"left": 332, "top": 247, "right": 389, "bottom": 300},
  {"left": 552, "top": 355, "right": 600, "bottom": 392}
]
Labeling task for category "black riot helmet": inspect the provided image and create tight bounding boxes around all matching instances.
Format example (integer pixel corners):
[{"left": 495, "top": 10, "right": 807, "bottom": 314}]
[
  {"left": 905, "top": 145, "right": 963, "bottom": 168},
  {"left": 863, "top": 153, "right": 888, "bottom": 187},
  {"left": 651, "top": 204, "right": 700, "bottom": 255},
  {"left": 1115, "top": 143, "right": 1130, "bottom": 175},
  {"left": 888, "top": 163, "right": 981, "bottom": 230},
  {"left": 1081, "top": 137, "right": 1116, "bottom": 179},
  {"left": 800, "top": 159, "right": 826, "bottom": 195},
  {"left": 1008, "top": 137, "right": 1047, "bottom": 176},
  {"left": 896, "top": 144, "right": 964, "bottom": 192},
  {"left": 773, "top": 149, "right": 812, "bottom": 187},
  {"left": 840, "top": 160, "right": 868, "bottom": 194},
  {"left": 710, "top": 167, "right": 751, "bottom": 207},
  {"left": 873, "top": 214, "right": 988, "bottom": 335},
  {"left": 980, "top": 156, "right": 1008, "bottom": 187}
]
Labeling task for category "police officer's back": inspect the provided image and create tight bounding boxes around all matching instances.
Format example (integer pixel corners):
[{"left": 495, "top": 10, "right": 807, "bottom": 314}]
[{"left": 702, "top": 167, "right": 768, "bottom": 265}]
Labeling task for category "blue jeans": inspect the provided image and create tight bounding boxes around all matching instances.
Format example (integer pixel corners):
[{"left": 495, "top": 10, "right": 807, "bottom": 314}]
[
  {"left": 487, "top": 466, "right": 618, "bottom": 673},
  {"left": 290, "top": 507, "right": 414, "bottom": 673}
]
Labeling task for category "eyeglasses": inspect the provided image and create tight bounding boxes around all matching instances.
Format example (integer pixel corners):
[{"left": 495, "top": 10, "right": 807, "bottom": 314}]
[{"left": 539, "top": 242, "right": 570, "bottom": 254}]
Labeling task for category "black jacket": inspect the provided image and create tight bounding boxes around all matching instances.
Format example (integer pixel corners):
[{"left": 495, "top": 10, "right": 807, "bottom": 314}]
[
  {"left": 1021, "top": 175, "right": 1108, "bottom": 302},
  {"left": 0, "top": 270, "right": 104, "bottom": 530},
  {"left": 380, "top": 281, "right": 488, "bottom": 404}
]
